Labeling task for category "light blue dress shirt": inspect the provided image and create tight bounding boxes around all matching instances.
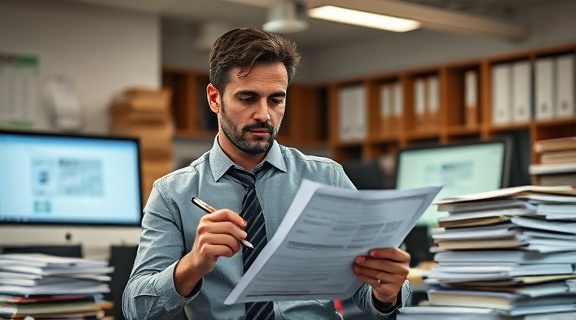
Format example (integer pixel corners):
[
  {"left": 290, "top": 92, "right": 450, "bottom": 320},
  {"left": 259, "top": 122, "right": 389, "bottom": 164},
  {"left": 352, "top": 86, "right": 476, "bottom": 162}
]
[{"left": 123, "top": 138, "right": 410, "bottom": 319}]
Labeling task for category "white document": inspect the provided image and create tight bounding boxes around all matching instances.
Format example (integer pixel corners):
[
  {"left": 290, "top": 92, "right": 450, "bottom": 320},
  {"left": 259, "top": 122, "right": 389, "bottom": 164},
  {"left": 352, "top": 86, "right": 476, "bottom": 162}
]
[
  {"left": 434, "top": 250, "right": 576, "bottom": 264},
  {"left": 0, "top": 53, "right": 40, "bottom": 128},
  {"left": 433, "top": 185, "right": 574, "bottom": 205},
  {"left": 225, "top": 180, "right": 441, "bottom": 304},
  {"left": 511, "top": 216, "right": 576, "bottom": 234}
]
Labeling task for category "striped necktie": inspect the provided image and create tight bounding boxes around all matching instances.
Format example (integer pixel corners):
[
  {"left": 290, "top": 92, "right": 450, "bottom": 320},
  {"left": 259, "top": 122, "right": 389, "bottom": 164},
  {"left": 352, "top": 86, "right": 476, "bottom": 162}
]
[{"left": 228, "top": 168, "right": 275, "bottom": 320}]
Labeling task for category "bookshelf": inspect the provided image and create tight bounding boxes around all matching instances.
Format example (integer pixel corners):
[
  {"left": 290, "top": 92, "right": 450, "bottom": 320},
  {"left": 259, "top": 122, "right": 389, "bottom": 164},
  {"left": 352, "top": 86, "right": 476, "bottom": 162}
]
[
  {"left": 328, "top": 43, "right": 576, "bottom": 166},
  {"left": 161, "top": 66, "right": 213, "bottom": 139},
  {"left": 162, "top": 43, "right": 576, "bottom": 169}
]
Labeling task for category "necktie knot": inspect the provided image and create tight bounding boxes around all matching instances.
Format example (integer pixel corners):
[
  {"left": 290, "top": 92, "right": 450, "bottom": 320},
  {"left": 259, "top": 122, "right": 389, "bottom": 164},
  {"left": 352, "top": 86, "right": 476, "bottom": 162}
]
[{"left": 228, "top": 168, "right": 257, "bottom": 189}]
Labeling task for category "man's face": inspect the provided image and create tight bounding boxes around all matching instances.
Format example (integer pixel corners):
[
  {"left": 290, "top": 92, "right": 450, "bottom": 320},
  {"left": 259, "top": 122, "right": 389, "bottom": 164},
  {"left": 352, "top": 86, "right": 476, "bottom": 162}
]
[{"left": 216, "top": 62, "right": 288, "bottom": 155}]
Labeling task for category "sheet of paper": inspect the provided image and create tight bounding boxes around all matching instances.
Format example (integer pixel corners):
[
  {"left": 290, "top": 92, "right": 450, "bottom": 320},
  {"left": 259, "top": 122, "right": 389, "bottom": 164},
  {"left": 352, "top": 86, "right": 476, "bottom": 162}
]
[
  {"left": 225, "top": 179, "right": 441, "bottom": 304},
  {"left": 433, "top": 185, "right": 574, "bottom": 205}
]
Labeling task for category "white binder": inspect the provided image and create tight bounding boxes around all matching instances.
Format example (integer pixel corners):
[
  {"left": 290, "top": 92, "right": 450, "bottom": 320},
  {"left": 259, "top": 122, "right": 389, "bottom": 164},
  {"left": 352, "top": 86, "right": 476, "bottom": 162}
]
[
  {"left": 491, "top": 63, "right": 512, "bottom": 126},
  {"left": 337, "top": 85, "right": 366, "bottom": 141},
  {"left": 427, "top": 75, "right": 440, "bottom": 129},
  {"left": 393, "top": 82, "right": 404, "bottom": 132},
  {"left": 511, "top": 60, "right": 532, "bottom": 123},
  {"left": 379, "top": 83, "right": 392, "bottom": 133},
  {"left": 464, "top": 70, "right": 478, "bottom": 127},
  {"left": 414, "top": 78, "right": 426, "bottom": 129},
  {"left": 554, "top": 54, "right": 575, "bottom": 118},
  {"left": 535, "top": 57, "right": 555, "bottom": 120}
]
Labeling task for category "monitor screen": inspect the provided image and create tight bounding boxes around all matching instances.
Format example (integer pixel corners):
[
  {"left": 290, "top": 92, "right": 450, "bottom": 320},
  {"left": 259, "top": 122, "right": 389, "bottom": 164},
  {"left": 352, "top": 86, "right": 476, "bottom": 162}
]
[
  {"left": 0, "top": 130, "right": 143, "bottom": 226},
  {"left": 395, "top": 139, "right": 510, "bottom": 227}
]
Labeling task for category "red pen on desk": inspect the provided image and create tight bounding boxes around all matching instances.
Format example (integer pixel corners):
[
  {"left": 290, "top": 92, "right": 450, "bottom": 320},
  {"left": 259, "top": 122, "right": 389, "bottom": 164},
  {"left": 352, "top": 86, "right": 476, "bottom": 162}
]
[{"left": 191, "top": 197, "right": 254, "bottom": 249}]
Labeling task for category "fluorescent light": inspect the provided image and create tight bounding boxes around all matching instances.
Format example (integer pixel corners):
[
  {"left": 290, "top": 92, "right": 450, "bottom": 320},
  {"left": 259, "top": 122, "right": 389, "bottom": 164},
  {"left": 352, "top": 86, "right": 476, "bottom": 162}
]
[
  {"left": 308, "top": 5, "right": 420, "bottom": 32},
  {"left": 307, "top": 0, "right": 526, "bottom": 40}
]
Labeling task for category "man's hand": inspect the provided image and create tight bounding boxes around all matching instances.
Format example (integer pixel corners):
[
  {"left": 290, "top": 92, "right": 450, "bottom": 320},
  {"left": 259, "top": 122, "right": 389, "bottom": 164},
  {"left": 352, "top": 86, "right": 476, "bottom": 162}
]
[
  {"left": 174, "top": 209, "right": 247, "bottom": 296},
  {"left": 352, "top": 248, "right": 411, "bottom": 308}
]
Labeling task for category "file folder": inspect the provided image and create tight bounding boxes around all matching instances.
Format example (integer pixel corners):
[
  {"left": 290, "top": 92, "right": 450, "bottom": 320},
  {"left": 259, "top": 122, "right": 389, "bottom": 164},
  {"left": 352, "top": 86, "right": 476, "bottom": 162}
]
[
  {"left": 427, "top": 75, "right": 440, "bottom": 130},
  {"left": 414, "top": 78, "right": 426, "bottom": 130},
  {"left": 491, "top": 63, "right": 512, "bottom": 125},
  {"left": 554, "top": 54, "right": 575, "bottom": 118},
  {"left": 464, "top": 70, "right": 478, "bottom": 127},
  {"left": 512, "top": 60, "right": 532, "bottom": 123},
  {"left": 535, "top": 57, "right": 555, "bottom": 120}
]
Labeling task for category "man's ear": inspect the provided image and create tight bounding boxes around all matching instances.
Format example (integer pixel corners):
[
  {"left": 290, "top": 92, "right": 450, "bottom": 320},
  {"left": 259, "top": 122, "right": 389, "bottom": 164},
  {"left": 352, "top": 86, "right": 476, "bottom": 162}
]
[{"left": 207, "top": 83, "right": 220, "bottom": 113}]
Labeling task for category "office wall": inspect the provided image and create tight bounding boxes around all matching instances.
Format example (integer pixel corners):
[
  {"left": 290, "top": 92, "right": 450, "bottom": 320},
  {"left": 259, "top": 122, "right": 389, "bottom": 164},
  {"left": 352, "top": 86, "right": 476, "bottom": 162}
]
[{"left": 0, "top": 0, "right": 160, "bottom": 133}]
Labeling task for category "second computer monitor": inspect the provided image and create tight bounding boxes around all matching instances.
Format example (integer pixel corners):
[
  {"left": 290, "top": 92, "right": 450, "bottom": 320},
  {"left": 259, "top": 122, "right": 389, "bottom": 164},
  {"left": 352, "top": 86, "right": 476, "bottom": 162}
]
[{"left": 395, "top": 139, "right": 511, "bottom": 227}]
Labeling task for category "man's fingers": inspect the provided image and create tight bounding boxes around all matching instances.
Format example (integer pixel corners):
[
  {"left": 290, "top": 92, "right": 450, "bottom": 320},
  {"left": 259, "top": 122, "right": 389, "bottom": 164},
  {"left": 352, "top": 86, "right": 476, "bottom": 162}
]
[
  {"left": 353, "top": 262, "right": 408, "bottom": 283},
  {"left": 195, "top": 232, "right": 242, "bottom": 257},
  {"left": 203, "top": 209, "right": 247, "bottom": 228},
  {"left": 198, "top": 219, "right": 247, "bottom": 240},
  {"left": 368, "top": 248, "right": 411, "bottom": 262}
]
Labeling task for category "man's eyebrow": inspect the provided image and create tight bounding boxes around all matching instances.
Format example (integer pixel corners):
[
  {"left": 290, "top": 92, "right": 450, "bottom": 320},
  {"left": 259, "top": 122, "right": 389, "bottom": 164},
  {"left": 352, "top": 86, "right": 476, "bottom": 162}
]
[
  {"left": 235, "top": 90, "right": 286, "bottom": 97},
  {"left": 235, "top": 90, "right": 258, "bottom": 96}
]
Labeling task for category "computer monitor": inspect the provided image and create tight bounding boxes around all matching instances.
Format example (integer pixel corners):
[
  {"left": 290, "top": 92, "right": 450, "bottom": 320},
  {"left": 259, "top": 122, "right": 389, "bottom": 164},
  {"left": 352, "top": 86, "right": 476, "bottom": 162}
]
[
  {"left": 0, "top": 130, "right": 143, "bottom": 256},
  {"left": 395, "top": 139, "right": 511, "bottom": 227},
  {"left": 342, "top": 159, "right": 386, "bottom": 190}
]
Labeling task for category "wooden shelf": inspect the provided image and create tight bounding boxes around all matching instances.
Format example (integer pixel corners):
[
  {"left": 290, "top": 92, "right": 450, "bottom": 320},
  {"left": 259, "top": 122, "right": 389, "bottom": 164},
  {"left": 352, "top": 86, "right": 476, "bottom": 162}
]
[
  {"left": 161, "top": 66, "right": 214, "bottom": 138},
  {"left": 445, "top": 125, "right": 481, "bottom": 136},
  {"left": 328, "top": 43, "right": 576, "bottom": 166}
]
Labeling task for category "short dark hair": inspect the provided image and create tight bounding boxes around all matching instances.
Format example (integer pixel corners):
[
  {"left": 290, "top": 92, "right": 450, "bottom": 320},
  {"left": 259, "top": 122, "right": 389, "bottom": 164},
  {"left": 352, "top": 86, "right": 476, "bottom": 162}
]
[{"left": 209, "top": 27, "right": 301, "bottom": 93}]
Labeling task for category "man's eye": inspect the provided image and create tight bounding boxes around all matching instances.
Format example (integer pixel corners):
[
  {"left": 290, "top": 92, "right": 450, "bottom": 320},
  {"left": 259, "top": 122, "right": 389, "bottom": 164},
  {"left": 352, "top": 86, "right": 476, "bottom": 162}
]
[
  {"left": 239, "top": 96, "right": 255, "bottom": 103},
  {"left": 271, "top": 98, "right": 284, "bottom": 105}
]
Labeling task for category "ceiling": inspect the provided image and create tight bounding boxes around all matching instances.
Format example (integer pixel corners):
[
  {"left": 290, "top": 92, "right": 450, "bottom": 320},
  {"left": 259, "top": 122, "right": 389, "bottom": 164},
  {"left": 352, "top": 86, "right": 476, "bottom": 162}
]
[{"left": 64, "top": 0, "right": 555, "bottom": 48}]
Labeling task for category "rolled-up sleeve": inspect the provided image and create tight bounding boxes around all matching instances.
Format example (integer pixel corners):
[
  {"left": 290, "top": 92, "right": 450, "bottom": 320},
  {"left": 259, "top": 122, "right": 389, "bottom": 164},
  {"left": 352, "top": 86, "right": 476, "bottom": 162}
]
[{"left": 352, "top": 280, "right": 411, "bottom": 319}]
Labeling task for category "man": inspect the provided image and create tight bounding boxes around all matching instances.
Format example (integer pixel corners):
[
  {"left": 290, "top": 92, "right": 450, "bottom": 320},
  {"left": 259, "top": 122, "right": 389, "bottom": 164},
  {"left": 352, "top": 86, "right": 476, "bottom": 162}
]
[{"left": 123, "top": 27, "right": 411, "bottom": 320}]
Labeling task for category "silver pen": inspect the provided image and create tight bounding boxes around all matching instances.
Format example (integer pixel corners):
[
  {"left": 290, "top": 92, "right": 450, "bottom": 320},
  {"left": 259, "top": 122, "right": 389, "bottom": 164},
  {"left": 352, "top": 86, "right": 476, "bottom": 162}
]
[{"left": 191, "top": 197, "right": 254, "bottom": 249}]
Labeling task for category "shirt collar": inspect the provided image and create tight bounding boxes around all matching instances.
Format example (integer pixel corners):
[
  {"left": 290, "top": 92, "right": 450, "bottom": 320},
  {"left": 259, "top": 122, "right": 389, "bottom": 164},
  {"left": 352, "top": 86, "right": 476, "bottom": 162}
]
[{"left": 209, "top": 135, "right": 287, "bottom": 182}]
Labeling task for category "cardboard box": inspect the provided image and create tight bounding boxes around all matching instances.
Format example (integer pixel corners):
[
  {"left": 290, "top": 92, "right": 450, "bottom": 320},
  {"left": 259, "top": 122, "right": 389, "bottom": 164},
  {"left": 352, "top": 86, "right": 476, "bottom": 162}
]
[{"left": 115, "top": 88, "right": 172, "bottom": 113}]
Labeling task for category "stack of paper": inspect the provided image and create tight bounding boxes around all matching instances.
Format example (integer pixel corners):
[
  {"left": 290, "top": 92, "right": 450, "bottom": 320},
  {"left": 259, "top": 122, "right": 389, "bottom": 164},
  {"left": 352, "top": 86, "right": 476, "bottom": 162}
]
[
  {"left": 530, "top": 136, "right": 576, "bottom": 187},
  {"left": 398, "top": 185, "right": 576, "bottom": 319},
  {"left": 0, "top": 253, "right": 112, "bottom": 319}
]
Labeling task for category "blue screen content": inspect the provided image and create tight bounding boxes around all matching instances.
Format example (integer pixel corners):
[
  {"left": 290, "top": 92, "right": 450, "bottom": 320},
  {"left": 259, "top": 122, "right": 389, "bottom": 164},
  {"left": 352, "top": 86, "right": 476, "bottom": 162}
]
[{"left": 0, "top": 131, "right": 142, "bottom": 225}]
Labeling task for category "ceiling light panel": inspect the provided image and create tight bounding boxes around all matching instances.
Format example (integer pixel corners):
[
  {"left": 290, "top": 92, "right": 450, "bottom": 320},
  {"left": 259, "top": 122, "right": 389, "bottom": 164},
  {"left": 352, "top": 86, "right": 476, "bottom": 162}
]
[{"left": 309, "top": 5, "right": 420, "bottom": 32}]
